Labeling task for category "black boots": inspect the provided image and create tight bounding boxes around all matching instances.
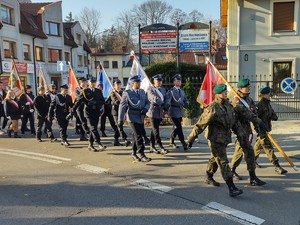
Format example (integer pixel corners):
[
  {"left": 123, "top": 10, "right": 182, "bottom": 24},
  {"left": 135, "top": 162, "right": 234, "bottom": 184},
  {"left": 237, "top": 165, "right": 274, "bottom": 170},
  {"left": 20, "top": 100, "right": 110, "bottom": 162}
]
[
  {"left": 80, "top": 134, "right": 88, "bottom": 141},
  {"left": 124, "top": 139, "right": 131, "bottom": 147},
  {"left": 169, "top": 138, "right": 178, "bottom": 148},
  {"left": 226, "top": 178, "right": 243, "bottom": 197},
  {"left": 61, "top": 139, "right": 70, "bottom": 147},
  {"left": 14, "top": 132, "right": 21, "bottom": 138},
  {"left": 7, "top": 130, "right": 12, "bottom": 138},
  {"left": 206, "top": 171, "right": 220, "bottom": 186},
  {"left": 273, "top": 161, "right": 288, "bottom": 174},
  {"left": 249, "top": 171, "right": 266, "bottom": 186},
  {"left": 114, "top": 139, "right": 123, "bottom": 146}
]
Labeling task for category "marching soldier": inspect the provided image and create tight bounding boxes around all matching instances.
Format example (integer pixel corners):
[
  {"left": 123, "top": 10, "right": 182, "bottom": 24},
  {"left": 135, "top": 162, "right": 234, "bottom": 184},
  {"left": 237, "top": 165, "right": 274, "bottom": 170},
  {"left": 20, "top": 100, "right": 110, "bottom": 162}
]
[
  {"left": 254, "top": 86, "right": 287, "bottom": 174},
  {"left": 0, "top": 81, "right": 8, "bottom": 133},
  {"left": 33, "top": 86, "right": 56, "bottom": 142},
  {"left": 49, "top": 84, "right": 73, "bottom": 147},
  {"left": 230, "top": 78, "right": 267, "bottom": 186},
  {"left": 110, "top": 79, "right": 131, "bottom": 146},
  {"left": 166, "top": 74, "right": 189, "bottom": 151},
  {"left": 187, "top": 84, "right": 244, "bottom": 197},
  {"left": 69, "top": 77, "right": 106, "bottom": 152},
  {"left": 19, "top": 85, "right": 35, "bottom": 135},
  {"left": 147, "top": 74, "right": 168, "bottom": 154},
  {"left": 118, "top": 75, "right": 151, "bottom": 162},
  {"left": 75, "top": 77, "right": 89, "bottom": 141}
]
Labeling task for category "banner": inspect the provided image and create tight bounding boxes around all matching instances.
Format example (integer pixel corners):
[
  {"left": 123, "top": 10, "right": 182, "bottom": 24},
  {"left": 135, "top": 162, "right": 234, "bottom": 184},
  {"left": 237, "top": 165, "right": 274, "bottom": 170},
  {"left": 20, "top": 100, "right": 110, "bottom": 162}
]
[
  {"left": 141, "top": 32, "right": 177, "bottom": 52},
  {"left": 97, "top": 64, "right": 113, "bottom": 100},
  {"left": 8, "top": 59, "right": 23, "bottom": 96},
  {"left": 68, "top": 65, "right": 79, "bottom": 102},
  {"left": 38, "top": 66, "right": 48, "bottom": 92}
]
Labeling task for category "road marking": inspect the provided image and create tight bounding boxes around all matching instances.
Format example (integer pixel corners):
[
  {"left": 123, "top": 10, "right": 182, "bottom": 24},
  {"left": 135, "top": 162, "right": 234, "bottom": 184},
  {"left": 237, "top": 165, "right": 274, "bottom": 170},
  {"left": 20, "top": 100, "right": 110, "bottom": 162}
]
[
  {"left": 132, "top": 179, "right": 174, "bottom": 194},
  {"left": 76, "top": 164, "right": 109, "bottom": 174},
  {"left": 202, "top": 202, "right": 265, "bottom": 225},
  {"left": 0, "top": 148, "right": 71, "bottom": 161},
  {"left": 0, "top": 151, "right": 62, "bottom": 164}
]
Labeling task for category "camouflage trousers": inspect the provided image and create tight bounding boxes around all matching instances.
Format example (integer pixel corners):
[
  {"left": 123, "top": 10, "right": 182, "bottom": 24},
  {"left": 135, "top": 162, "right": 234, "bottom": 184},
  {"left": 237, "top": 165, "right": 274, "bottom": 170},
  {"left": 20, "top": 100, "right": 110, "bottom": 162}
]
[
  {"left": 207, "top": 141, "right": 232, "bottom": 181},
  {"left": 231, "top": 137, "right": 256, "bottom": 172},
  {"left": 254, "top": 135, "right": 278, "bottom": 163}
]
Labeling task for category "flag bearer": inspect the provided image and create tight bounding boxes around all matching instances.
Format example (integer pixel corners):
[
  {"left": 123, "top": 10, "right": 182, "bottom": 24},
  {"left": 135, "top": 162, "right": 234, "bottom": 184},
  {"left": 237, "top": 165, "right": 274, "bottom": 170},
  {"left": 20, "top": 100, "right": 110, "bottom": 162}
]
[{"left": 19, "top": 85, "right": 35, "bottom": 135}]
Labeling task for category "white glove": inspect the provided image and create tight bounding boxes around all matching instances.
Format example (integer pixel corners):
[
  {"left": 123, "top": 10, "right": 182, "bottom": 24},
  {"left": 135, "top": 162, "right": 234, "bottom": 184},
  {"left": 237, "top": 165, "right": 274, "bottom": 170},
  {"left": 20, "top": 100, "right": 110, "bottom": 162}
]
[
  {"left": 26, "top": 102, "right": 30, "bottom": 105},
  {"left": 7, "top": 116, "right": 11, "bottom": 120},
  {"left": 30, "top": 109, "right": 34, "bottom": 113}
]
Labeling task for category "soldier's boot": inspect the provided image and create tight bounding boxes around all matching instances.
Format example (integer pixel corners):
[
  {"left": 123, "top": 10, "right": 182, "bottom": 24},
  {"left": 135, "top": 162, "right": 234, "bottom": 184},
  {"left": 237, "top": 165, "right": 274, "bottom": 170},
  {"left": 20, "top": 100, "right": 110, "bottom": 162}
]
[
  {"left": 159, "top": 144, "right": 169, "bottom": 155},
  {"left": 226, "top": 178, "right": 243, "bottom": 197},
  {"left": 124, "top": 139, "right": 131, "bottom": 147},
  {"left": 61, "top": 138, "right": 70, "bottom": 147},
  {"left": 231, "top": 167, "right": 243, "bottom": 180},
  {"left": 169, "top": 138, "right": 179, "bottom": 148},
  {"left": 88, "top": 143, "right": 98, "bottom": 152},
  {"left": 96, "top": 141, "right": 107, "bottom": 151},
  {"left": 273, "top": 161, "right": 288, "bottom": 174},
  {"left": 80, "top": 134, "right": 88, "bottom": 141},
  {"left": 249, "top": 171, "right": 266, "bottom": 186},
  {"left": 149, "top": 146, "right": 160, "bottom": 154},
  {"left": 7, "top": 129, "right": 12, "bottom": 138},
  {"left": 183, "top": 142, "right": 188, "bottom": 151},
  {"left": 13, "top": 132, "right": 21, "bottom": 138},
  {"left": 114, "top": 139, "right": 123, "bottom": 146},
  {"left": 205, "top": 171, "right": 220, "bottom": 187}
]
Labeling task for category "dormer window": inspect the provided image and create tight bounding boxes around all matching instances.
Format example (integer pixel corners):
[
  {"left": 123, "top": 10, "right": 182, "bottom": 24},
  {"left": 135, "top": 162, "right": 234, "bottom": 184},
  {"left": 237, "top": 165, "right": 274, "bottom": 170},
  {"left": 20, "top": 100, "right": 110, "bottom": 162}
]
[{"left": 45, "top": 21, "right": 59, "bottom": 36}]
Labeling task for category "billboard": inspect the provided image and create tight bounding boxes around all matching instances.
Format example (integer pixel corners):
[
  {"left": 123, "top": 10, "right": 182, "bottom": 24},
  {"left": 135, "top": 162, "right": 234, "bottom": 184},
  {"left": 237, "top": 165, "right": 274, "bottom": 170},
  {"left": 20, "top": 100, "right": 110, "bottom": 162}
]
[
  {"left": 179, "top": 30, "right": 209, "bottom": 51},
  {"left": 141, "top": 32, "right": 177, "bottom": 53}
]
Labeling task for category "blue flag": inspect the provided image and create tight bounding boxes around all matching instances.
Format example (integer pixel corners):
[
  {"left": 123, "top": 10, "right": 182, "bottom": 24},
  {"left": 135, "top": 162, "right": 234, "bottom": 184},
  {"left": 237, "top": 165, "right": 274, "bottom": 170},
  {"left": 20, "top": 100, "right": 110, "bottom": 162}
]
[{"left": 97, "top": 69, "right": 113, "bottom": 99}]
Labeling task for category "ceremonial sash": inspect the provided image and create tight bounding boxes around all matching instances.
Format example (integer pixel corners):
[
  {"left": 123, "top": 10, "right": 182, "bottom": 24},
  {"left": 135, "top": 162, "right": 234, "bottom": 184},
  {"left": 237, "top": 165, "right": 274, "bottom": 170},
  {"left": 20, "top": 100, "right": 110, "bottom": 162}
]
[
  {"left": 8, "top": 99, "right": 19, "bottom": 109},
  {"left": 26, "top": 94, "right": 34, "bottom": 105},
  {"left": 153, "top": 87, "right": 164, "bottom": 102}
]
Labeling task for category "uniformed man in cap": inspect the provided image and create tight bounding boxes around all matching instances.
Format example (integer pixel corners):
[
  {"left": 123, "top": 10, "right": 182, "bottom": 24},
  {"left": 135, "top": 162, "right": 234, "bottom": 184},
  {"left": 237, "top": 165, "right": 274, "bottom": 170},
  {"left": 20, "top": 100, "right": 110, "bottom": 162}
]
[
  {"left": 45, "top": 83, "right": 57, "bottom": 133},
  {"left": 187, "top": 84, "right": 243, "bottom": 197},
  {"left": 230, "top": 78, "right": 267, "bottom": 186},
  {"left": 69, "top": 77, "right": 106, "bottom": 151},
  {"left": 49, "top": 84, "right": 73, "bottom": 147},
  {"left": 166, "top": 74, "right": 189, "bottom": 151},
  {"left": 254, "top": 86, "right": 287, "bottom": 174},
  {"left": 19, "top": 85, "right": 35, "bottom": 135},
  {"left": 118, "top": 75, "right": 151, "bottom": 162},
  {"left": 74, "top": 77, "right": 89, "bottom": 141},
  {"left": 147, "top": 74, "right": 169, "bottom": 154},
  {"left": 34, "top": 86, "right": 56, "bottom": 142},
  {"left": 111, "top": 79, "right": 131, "bottom": 146},
  {"left": 0, "top": 81, "right": 8, "bottom": 134}
]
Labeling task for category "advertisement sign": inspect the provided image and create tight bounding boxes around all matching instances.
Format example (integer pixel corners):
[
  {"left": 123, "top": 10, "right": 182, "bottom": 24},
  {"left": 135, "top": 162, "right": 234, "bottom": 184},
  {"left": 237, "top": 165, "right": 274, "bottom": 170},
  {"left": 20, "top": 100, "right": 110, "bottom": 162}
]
[
  {"left": 179, "top": 29, "right": 209, "bottom": 51},
  {"left": 141, "top": 32, "right": 177, "bottom": 52},
  {"left": 1, "top": 61, "right": 34, "bottom": 74}
]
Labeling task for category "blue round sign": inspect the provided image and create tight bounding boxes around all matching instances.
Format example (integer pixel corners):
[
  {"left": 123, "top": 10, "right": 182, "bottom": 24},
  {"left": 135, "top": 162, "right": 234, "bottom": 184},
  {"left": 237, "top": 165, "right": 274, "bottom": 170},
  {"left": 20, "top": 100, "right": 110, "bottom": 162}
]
[{"left": 280, "top": 78, "right": 297, "bottom": 94}]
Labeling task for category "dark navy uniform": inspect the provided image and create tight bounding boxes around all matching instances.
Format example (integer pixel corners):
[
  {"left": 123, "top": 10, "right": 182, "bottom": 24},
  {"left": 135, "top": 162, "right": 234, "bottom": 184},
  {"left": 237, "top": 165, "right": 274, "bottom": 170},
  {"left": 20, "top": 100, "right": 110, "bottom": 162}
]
[
  {"left": 100, "top": 96, "right": 119, "bottom": 139},
  {"left": 75, "top": 86, "right": 89, "bottom": 139},
  {"left": 0, "top": 86, "right": 8, "bottom": 130},
  {"left": 19, "top": 86, "right": 35, "bottom": 134}
]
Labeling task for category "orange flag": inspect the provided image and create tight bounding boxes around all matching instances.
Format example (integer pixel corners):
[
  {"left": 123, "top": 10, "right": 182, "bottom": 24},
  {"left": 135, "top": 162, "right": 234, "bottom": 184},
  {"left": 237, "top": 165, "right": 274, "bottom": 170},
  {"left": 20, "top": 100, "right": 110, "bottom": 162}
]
[
  {"left": 68, "top": 65, "right": 79, "bottom": 102},
  {"left": 38, "top": 66, "right": 48, "bottom": 92}
]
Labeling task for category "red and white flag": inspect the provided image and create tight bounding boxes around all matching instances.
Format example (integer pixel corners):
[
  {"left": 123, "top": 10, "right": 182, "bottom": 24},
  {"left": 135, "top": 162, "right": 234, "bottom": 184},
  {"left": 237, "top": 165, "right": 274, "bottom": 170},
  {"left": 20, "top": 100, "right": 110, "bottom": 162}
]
[
  {"left": 8, "top": 59, "right": 23, "bottom": 96},
  {"left": 69, "top": 65, "right": 79, "bottom": 102},
  {"left": 38, "top": 66, "right": 48, "bottom": 92}
]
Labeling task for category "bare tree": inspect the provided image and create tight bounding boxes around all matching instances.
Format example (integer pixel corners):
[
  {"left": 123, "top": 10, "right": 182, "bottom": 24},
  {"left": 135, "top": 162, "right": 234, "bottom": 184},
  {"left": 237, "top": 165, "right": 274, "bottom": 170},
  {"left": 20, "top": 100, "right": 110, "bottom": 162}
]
[
  {"left": 134, "top": 0, "right": 173, "bottom": 26},
  {"left": 116, "top": 10, "right": 137, "bottom": 49},
  {"left": 170, "top": 8, "right": 188, "bottom": 25},
  {"left": 77, "top": 7, "right": 101, "bottom": 48},
  {"left": 188, "top": 10, "right": 204, "bottom": 22}
]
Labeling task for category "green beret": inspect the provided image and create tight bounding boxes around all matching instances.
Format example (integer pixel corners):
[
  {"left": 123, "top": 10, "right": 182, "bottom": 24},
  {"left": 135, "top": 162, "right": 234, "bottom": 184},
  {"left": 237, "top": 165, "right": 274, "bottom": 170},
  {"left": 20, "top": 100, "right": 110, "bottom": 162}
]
[
  {"left": 213, "top": 84, "right": 227, "bottom": 94},
  {"left": 260, "top": 86, "right": 271, "bottom": 94},
  {"left": 237, "top": 78, "right": 250, "bottom": 87}
]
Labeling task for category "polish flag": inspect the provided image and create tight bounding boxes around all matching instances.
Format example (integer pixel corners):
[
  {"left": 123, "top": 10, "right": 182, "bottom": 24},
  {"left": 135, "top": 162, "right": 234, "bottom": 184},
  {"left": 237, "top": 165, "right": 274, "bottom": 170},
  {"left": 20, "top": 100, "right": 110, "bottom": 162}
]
[{"left": 8, "top": 59, "right": 23, "bottom": 97}]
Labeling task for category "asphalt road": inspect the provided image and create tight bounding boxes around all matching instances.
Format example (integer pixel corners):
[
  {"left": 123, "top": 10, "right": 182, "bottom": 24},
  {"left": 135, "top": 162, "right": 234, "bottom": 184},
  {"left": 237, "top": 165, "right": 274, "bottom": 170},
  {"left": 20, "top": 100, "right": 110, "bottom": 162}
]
[{"left": 0, "top": 120, "right": 300, "bottom": 225}]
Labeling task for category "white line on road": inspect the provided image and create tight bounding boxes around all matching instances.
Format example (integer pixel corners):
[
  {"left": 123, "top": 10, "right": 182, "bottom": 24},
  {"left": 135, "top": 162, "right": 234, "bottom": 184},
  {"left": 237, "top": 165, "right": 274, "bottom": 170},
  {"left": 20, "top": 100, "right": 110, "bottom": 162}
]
[
  {"left": 132, "top": 179, "right": 174, "bottom": 194},
  {"left": 0, "top": 151, "right": 62, "bottom": 164},
  {"left": 0, "top": 148, "right": 72, "bottom": 161},
  {"left": 202, "top": 202, "right": 265, "bottom": 225},
  {"left": 76, "top": 164, "right": 109, "bottom": 174}
]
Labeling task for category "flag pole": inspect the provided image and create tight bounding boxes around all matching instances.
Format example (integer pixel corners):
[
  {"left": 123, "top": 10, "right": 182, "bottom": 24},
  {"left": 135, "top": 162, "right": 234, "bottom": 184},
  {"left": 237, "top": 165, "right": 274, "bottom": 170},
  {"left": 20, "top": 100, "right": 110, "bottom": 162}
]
[{"left": 207, "top": 59, "right": 298, "bottom": 171}]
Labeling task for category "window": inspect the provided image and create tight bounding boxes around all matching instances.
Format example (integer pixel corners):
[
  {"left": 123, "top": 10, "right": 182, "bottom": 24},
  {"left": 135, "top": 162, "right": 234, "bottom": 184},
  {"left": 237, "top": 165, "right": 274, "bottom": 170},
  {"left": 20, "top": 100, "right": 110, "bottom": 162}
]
[
  {"left": 84, "top": 56, "right": 88, "bottom": 66},
  {"left": 94, "top": 60, "right": 100, "bottom": 69},
  {"left": 273, "top": 61, "right": 292, "bottom": 93},
  {"left": 48, "top": 49, "right": 61, "bottom": 62},
  {"left": 3, "top": 40, "right": 17, "bottom": 58},
  {"left": 76, "top": 33, "right": 82, "bottom": 45},
  {"left": 78, "top": 55, "right": 83, "bottom": 66},
  {"left": 35, "top": 46, "right": 44, "bottom": 61},
  {"left": 65, "top": 52, "right": 70, "bottom": 63},
  {"left": 23, "top": 44, "right": 31, "bottom": 60},
  {"left": 112, "top": 61, "right": 118, "bottom": 69},
  {"left": 45, "top": 21, "right": 59, "bottom": 36},
  {"left": 122, "top": 61, "right": 126, "bottom": 67},
  {"left": 103, "top": 61, "right": 109, "bottom": 68},
  {"left": 1, "top": 5, "right": 14, "bottom": 25},
  {"left": 273, "top": 2, "right": 295, "bottom": 32}
]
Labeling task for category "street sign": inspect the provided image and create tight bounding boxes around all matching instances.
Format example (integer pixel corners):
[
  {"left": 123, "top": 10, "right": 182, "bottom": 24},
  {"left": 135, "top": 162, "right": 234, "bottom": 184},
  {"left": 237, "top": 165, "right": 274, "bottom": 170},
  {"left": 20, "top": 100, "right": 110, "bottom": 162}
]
[
  {"left": 280, "top": 77, "right": 297, "bottom": 94},
  {"left": 57, "top": 61, "right": 66, "bottom": 72},
  {"left": 179, "top": 29, "right": 209, "bottom": 51}
]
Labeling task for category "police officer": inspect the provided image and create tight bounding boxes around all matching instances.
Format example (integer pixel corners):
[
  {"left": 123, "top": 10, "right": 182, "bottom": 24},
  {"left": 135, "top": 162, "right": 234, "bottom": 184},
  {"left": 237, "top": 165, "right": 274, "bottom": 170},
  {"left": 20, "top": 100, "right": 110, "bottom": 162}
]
[
  {"left": 254, "top": 86, "right": 287, "bottom": 174},
  {"left": 33, "top": 86, "right": 56, "bottom": 142},
  {"left": 110, "top": 79, "right": 131, "bottom": 146},
  {"left": 147, "top": 74, "right": 168, "bottom": 154},
  {"left": 230, "top": 78, "right": 266, "bottom": 186},
  {"left": 69, "top": 77, "right": 106, "bottom": 152},
  {"left": 166, "top": 74, "right": 189, "bottom": 151},
  {"left": 75, "top": 77, "right": 89, "bottom": 141},
  {"left": 187, "top": 84, "right": 243, "bottom": 197},
  {"left": 0, "top": 81, "right": 8, "bottom": 133},
  {"left": 118, "top": 75, "right": 151, "bottom": 162},
  {"left": 19, "top": 85, "right": 35, "bottom": 135},
  {"left": 49, "top": 84, "right": 73, "bottom": 147}
]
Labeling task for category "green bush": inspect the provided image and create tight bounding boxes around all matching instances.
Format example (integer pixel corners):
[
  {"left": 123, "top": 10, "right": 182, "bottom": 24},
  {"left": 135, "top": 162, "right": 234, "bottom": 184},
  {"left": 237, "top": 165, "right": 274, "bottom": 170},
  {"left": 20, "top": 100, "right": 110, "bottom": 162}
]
[{"left": 183, "top": 78, "right": 201, "bottom": 119}]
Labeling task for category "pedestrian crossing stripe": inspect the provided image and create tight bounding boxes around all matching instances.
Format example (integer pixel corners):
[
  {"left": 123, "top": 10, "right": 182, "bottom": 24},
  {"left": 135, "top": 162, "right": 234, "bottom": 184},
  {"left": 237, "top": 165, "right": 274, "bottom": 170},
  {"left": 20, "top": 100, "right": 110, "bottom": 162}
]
[{"left": 132, "top": 179, "right": 174, "bottom": 194}]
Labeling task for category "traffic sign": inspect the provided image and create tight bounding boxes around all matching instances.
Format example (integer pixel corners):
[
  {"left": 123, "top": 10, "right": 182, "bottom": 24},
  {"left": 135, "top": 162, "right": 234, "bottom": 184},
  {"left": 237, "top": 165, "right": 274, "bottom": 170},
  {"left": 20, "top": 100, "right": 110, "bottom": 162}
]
[
  {"left": 57, "top": 61, "right": 66, "bottom": 72},
  {"left": 280, "top": 77, "right": 297, "bottom": 94}
]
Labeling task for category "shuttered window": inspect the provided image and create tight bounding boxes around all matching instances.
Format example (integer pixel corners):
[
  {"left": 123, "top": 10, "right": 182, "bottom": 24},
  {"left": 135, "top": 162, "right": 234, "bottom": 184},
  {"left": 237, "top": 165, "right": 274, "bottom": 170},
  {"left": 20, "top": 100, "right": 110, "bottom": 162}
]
[{"left": 273, "top": 1, "right": 295, "bottom": 32}]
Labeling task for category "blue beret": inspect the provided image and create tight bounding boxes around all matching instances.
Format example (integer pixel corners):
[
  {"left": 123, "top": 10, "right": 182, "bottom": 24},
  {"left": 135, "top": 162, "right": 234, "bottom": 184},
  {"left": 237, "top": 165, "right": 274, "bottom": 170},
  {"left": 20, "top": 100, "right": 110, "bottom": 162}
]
[
  {"left": 172, "top": 74, "right": 182, "bottom": 80},
  {"left": 113, "top": 79, "right": 121, "bottom": 84},
  {"left": 152, "top": 74, "right": 163, "bottom": 81},
  {"left": 130, "top": 75, "right": 141, "bottom": 82},
  {"left": 260, "top": 86, "right": 271, "bottom": 94},
  {"left": 213, "top": 84, "right": 227, "bottom": 94},
  {"left": 237, "top": 79, "right": 250, "bottom": 87},
  {"left": 89, "top": 77, "right": 97, "bottom": 83},
  {"left": 60, "top": 84, "right": 69, "bottom": 89},
  {"left": 79, "top": 77, "right": 87, "bottom": 81}
]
